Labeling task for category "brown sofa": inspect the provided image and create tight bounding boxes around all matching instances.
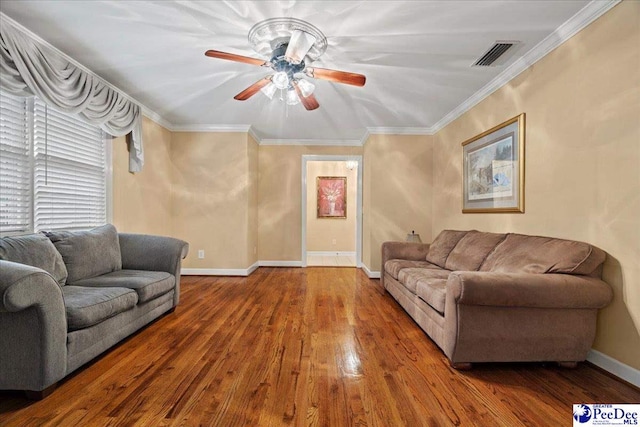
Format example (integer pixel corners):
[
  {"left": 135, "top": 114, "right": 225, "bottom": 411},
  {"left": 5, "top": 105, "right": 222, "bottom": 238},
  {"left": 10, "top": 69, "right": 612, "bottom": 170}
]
[{"left": 381, "top": 230, "right": 613, "bottom": 369}]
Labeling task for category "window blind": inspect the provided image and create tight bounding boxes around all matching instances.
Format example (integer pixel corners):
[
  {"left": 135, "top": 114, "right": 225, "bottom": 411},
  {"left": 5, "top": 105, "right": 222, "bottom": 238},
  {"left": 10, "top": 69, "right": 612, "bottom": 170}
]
[
  {"left": 0, "top": 92, "right": 31, "bottom": 235},
  {"left": 33, "top": 99, "right": 106, "bottom": 231}
]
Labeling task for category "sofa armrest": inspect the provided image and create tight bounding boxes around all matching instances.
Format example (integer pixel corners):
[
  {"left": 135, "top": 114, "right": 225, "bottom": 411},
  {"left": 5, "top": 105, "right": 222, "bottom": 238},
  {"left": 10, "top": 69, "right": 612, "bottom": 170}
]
[
  {"left": 447, "top": 271, "right": 613, "bottom": 309},
  {"left": 0, "top": 260, "right": 67, "bottom": 392},
  {"left": 382, "top": 241, "right": 431, "bottom": 264},
  {"left": 118, "top": 233, "right": 189, "bottom": 306}
]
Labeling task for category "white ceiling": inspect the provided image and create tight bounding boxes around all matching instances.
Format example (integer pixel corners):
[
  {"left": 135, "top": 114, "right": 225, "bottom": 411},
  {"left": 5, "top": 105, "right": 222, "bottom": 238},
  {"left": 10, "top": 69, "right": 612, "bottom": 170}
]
[{"left": 1, "top": 1, "right": 597, "bottom": 142}]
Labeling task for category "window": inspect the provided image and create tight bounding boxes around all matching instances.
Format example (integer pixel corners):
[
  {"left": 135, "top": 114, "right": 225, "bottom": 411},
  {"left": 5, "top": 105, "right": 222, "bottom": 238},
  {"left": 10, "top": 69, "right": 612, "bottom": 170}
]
[
  {"left": 0, "top": 92, "right": 31, "bottom": 235},
  {"left": 0, "top": 90, "right": 108, "bottom": 236}
]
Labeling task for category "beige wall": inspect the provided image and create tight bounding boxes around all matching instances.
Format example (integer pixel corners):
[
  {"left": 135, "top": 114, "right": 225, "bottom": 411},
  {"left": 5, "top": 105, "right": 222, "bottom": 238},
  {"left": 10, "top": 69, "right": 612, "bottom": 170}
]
[
  {"left": 171, "top": 132, "right": 255, "bottom": 270},
  {"left": 258, "top": 145, "right": 362, "bottom": 261},
  {"left": 306, "top": 161, "right": 357, "bottom": 252},
  {"left": 112, "top": 116, "right": 173, "bottom": 235},
  {"left": 431, "top": 0, "right": 640, "bottom": 369},
  {"left": 362, "top": 134, "right": 433, "bottom": 272},
  {"left": 247, "top": 134, "right": 259, "bottom": 266}
]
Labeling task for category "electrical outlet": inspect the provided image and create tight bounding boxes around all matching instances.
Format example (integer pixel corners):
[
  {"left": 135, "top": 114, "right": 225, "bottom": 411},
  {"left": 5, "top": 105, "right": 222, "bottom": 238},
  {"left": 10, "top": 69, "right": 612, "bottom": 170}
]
[
  {"left": 197, "top": 249, "right": 205, "bottom": 259},
  {"left": 254, "top": 246, "right": 257, "bottom": 254},
  {"left": 332, "top": 239, "right": 337, "bottom": 245}
]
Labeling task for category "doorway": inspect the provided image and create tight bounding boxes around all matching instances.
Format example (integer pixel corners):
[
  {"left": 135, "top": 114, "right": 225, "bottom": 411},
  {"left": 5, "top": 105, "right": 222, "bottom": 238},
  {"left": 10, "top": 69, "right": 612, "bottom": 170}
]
[{"left": 301, "top": 155, "right": 362, "bottom": 268}]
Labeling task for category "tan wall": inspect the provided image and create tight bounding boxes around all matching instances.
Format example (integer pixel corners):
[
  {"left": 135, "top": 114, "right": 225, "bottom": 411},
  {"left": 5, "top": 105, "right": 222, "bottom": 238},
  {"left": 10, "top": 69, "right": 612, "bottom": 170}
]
[
  {"left": 170, "top": 132, "right": 254, "bottom": 269},
  {"left": 431, "top": 0, "right": 640, "bottom": 369},
  {"left": 247, "top": 134, "right": 259, "bottom": 266},
  {"left": 306, "top": 161, "right": 357, "bottom": 252},
  {"left": 112, "top": 116, "right": 173, "bottom": 235},
  {"left": 258, "top": 145, "right": 362, "bottom": 261},
  {"left": 362, "top": 134, "right": 433, "bottom": 272}
]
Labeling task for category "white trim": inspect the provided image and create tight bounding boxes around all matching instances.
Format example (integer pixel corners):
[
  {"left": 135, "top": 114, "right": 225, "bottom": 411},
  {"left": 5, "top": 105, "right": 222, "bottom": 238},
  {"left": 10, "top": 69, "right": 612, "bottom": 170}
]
[
  {"left": 301, "top": 155, "right": 363, "bottom": 269},
  {"left": 367, "top": 127, "right": 434, "bottom": 135},
  {"left": 182, "top": 263, "right": 257, "bottom": 276},
  {"left": 170, "top": 124, "right": 251, "bottom": 133},
  {"left": 248, "top": 126, "right": 261, "bottom": 143},
  {"left": 361, "top": 264, "right": 381, "bottom": 279},
  {"left": 359, "top": 130, "right": 370, "bottom": 146},
  {"left": 431, "top": 0, "right": 621, "bottom": 133},
  {"left": 141, "top": 108, "right": 173, "bottom": 130},
  {"left": 307, "top": 251, "right": 356, "bottom": 257},
  {"left": 259, "top": 260, "right": 303, "bottom": 267},
  {"left": 0, "top": 13, "right": 173, "bottom": 131},
  {"left": 105, "top": 134, "right": 113, "bottom": 225},
  {"left": 260, "top": 138, "right": 363, "bottom": 146},
  {"left": 587, "top": 349, "right": 640, "bottom": 388}
]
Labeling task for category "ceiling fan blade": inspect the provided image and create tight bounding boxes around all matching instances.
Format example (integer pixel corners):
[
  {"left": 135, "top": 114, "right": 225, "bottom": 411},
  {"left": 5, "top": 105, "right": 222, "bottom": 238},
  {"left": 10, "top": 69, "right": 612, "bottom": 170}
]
[
  {"left": 293, "top": 81, "right": 320, "bottom": 111},
  {"left": 234, "top": 77, "right": 272, "bottom": 101},
  {"left": 205, "top": 49, "right": 268, "bottom": 67},
  {"left": 284, "top": 30, "right": 317, "bottom": 65},
  {"left": 305, "top": 67, "right": 366, "bottom": 87}
]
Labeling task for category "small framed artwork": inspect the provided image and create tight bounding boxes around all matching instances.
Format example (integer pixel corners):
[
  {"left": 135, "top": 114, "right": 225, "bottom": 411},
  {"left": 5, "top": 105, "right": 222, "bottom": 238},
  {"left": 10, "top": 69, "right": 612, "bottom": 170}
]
[
  {"left": 317, "top": 176, "right": 347, "bottom": 218},
  {"left": 462, "top": 113, "right": 525, "bottom": 213}
]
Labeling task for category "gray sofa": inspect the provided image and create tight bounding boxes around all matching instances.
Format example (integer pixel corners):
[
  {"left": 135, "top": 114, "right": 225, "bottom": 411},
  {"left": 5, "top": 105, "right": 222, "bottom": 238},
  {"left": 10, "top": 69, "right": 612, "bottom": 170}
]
[
  {"left": 0, "top": 224, "right": 189, "bottom": 399},
  {"left": 382, "top": 230, "right": 613, "bottom": 369}
]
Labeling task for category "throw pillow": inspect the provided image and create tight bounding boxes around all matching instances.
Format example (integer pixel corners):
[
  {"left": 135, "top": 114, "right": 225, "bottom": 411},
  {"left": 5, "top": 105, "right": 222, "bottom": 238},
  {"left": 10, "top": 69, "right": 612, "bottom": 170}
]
[
  {"left": 45, "top": 224, "right": 122, "bottom": 283},
  {"left": 0, "top": 233, "right": 68, "bottom": 286}
]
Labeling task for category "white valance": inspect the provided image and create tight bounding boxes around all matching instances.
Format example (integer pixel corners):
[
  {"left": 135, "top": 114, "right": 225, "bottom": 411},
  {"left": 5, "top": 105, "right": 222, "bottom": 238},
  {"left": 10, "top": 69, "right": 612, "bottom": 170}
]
[{"left": 0, "top": 19, "right": 143, "bottom": 172}]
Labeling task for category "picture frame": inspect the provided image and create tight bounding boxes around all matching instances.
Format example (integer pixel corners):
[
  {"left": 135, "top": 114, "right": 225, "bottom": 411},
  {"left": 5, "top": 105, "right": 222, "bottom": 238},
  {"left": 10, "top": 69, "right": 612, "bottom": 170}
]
[
  {"left": 462, "top": 113, "right": 525, "bottom": 213},
  {"left": 317, "top": 176, "right": 347, "bottom": 218}
]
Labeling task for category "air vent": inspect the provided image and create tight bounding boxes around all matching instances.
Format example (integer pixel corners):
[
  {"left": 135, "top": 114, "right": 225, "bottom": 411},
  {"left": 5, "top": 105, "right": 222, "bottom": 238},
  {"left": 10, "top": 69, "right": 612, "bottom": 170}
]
[{"left": 473, "top": 41, "right": 520, "bottom": 67}]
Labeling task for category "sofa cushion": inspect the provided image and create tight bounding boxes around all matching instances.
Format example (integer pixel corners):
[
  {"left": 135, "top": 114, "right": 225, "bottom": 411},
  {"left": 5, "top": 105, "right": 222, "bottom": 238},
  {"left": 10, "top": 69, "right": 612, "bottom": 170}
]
[
  {"left": 445, "top": 231, "right": 506, "bottom": 271},
  {"left": 46, "top": 224, "right": 122, "bottom": 283},
  {"left": 480, "top": 233, "right": 607, "bottom": 275},
  {"left": 397, "top": 267, "right": 451, "bottom": 294},
  {"left": 62, "top": 286, "right": 138, "bottom": 331},
  {"left": 425, "top": 230, "right": 468, "bottom": 268},
  {"left": 70, "top": 270, "right": 175, "bottom": 304},
  {"left": 416, "top": 278, "right": 448, "bottom": 314},
  {"left": 384, "top": 259, "right": 441, "bottom": 280},
  {"left": 0, "top": 233, "right": 68, "bottom": 286}
]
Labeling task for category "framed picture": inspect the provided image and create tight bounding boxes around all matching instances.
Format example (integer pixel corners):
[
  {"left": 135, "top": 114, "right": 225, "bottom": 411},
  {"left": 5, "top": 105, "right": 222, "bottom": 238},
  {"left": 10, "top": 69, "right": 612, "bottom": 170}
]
[
  {"left": 317, "top": 176, "right": 347, "bottom": 218},
  {"left": 462, "top": 113, "right": 525, "bottom": 213}
]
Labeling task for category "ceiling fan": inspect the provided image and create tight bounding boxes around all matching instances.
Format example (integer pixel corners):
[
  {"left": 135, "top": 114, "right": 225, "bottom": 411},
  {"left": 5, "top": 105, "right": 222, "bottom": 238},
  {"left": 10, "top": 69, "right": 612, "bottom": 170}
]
[{"left": 205, "top": 18, "right": 366, "bottom": 111}]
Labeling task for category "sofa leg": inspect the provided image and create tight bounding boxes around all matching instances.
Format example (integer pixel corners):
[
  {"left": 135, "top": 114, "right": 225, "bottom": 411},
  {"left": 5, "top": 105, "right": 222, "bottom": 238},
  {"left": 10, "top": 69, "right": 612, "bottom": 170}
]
[
  {"left": 450, "top": 361, "right": 473, "bottom": 370},
  {"left": 25, "top": 383, "right": 57, "bottom": 400},
  {"left": 557, "top": 361, "right": 578, "bottom": 369}
]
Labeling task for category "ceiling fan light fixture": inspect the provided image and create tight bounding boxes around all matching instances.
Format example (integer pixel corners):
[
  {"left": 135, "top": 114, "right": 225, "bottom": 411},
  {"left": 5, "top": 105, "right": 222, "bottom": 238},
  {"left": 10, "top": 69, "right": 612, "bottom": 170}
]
[
  {"left": 297, "top": 79, "right": 315, "bottom": 97},
  {"left": 272, "top": 71, "right": 290, "bottom": 90},
  {"left": 285, "top": 30, "right": 317, "bottom": 64},
  {"left": 260, "top": 82, "right": 277, "bottom": 99},
  {"left": 286, "top": 89, "right": 300, "bottom": 106}
]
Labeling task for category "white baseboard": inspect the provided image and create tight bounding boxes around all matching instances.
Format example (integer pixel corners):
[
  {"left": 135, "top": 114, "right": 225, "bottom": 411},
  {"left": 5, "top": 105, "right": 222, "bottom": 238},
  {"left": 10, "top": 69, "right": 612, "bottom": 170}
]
[
  {"left": 362, "top": 264, "right": 381, "bottom": 279},
  {"left": 307, "top": 251, "right": 356, "bottom": 257},
  {"left": 182, "top": 261, "right": 259, "bottom": 277},
  {"left": 587, "top": 349, "right": 640, "bottom": 388},
  {"left": 259, "top": 260, "right": 303, "bottom": 267}
]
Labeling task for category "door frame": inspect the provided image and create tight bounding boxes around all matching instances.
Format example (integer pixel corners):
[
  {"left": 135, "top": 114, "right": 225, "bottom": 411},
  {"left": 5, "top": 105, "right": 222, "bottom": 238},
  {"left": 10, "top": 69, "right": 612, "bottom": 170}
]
[{"left": 301, "top": 154, "right": 363, "bottom": 267}]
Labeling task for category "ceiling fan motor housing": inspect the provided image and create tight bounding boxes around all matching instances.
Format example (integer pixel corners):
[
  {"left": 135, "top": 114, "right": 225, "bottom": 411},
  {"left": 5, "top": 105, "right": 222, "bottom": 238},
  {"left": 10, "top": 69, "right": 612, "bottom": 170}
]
[{"left": 271, "top": 44, "right": 306, "bottom": 84}]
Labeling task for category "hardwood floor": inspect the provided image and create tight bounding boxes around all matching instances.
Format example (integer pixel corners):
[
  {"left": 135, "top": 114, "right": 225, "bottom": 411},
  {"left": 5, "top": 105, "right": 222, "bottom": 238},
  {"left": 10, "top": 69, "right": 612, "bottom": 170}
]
[{"left": 1, "top": 268, "right": 638, "bottom": 426}]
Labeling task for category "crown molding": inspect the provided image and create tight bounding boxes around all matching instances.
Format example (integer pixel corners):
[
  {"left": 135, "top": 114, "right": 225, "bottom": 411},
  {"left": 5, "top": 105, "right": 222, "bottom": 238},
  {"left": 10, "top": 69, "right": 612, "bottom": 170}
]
[
  {"left": 259, "top": 138, "right": 364, "bottom": 146},
  {"left": 431, "top": 0, "right": 621, "bottom": 133},
  {"left": 141, "top": 108, "right": 174, "bottom": 130},
  {"left": 0, "top": 12, "right": 172, "bottom": 130},
  {"left": 248, "top": 126, "right": 261, "bottom": 143},
  {"left": 367, "top": 126, "right": 434, "bottom": 135},
  {"left": 170, "top": 124, "right": 252, "bottom": 133}
]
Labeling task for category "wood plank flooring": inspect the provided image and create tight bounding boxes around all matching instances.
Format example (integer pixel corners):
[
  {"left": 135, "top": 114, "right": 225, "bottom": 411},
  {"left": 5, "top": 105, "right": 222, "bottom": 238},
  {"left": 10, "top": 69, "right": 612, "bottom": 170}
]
[{"left": 1, "top": 267, "right": 638, "bottom": 426}]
